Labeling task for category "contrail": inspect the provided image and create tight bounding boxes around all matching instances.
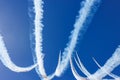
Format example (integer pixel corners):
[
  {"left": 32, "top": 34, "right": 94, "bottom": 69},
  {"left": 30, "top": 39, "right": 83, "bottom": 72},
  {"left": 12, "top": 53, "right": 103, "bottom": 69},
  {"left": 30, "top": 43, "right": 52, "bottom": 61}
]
[
  {"left": 92, "top": 45, "right": 120, "bottom": 79},
  {"left": 0, "top": 35, "right": 37, "bottom": 72},
  {"left": 55, "top": 0, "right": 101, "bottom": 77},
  {"left": 93, "top": 58, "right": 120, "bottom": 80},
  {"left": 30, "top": 0, "right": 62, "bottom": 79},
  {"left": 70, "top": 56, "right": 87, "bottom": 80},
  {"left": 70, "top": 46, "right": 120, "bottom": 80},
  {"left": 31, "top": 0, "right": 47, "bottom": 79}
]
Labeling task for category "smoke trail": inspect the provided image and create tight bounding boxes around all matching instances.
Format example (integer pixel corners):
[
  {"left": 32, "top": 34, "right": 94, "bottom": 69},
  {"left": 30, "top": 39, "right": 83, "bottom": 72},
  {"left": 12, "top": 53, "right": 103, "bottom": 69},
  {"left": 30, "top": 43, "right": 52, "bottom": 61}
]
[
  {"left": 70, "top": 57, "right": 86, "bottom": 80},
  {"left": 31, "top": 0, "right": 47, "bottom": 78},
  {"left": 55, "top": 0, "right": 101, "bottom": 76},
  {"left": 70, "top": 46, "right": 120, "bottom": 80},
  {"left": 93, "top": 57, "right": 120, "bottom": 79},
  {"left": 0, "top": 35, "right": 37, "bottom": 72},
  {"left": 92, "top": 45, "right": 120, "bottom": 79}
]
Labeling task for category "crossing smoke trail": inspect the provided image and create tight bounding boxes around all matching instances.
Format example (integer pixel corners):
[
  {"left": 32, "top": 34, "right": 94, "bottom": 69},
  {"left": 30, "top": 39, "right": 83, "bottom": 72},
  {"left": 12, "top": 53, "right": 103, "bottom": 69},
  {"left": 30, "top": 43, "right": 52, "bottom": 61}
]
[
  {"left": 30, "top": 0, "right": 101, "bottom": 79},
  {"left": 0, "top": 35, "right": 37, "bottom": 72},
  {"left": 92, "top": 46, "right": 120, "bottom": 79},
  {"left": 55, "top": 0, "right": 101, "bottom": 77},
  {"left": 70, "top": 46, "right": 120, "bottom": 80}
]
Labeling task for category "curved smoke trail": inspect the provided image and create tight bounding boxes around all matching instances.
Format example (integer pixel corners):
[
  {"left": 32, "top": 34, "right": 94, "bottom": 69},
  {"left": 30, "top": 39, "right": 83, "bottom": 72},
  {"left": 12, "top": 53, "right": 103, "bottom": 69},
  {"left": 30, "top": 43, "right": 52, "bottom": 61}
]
[
  {"left": 55, "top": 0, "right": 101, "bottom": 77},
  {"left": 92, "top": 46, "right": 120, "bottom": 79},
  {"left": 70, "top": 46, "right": 120, "bottom": 80},
  {"left": 0, "top": 35, "right": 37, "bottom": 72},
  {"left": 30, "top": 0, "right": 48, "bottom": 79},
  {"left": 29, "top": 0, "right": 62, "bottom": 79},
  {"left": 29, "top": 0, "right": 101, "bottom": 79}
]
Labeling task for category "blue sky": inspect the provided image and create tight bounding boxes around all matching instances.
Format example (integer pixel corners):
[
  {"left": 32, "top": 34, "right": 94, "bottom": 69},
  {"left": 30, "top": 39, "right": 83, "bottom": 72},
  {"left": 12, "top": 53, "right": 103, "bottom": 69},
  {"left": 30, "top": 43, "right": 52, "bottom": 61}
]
[{"left": 0, "top": 0, "right": 120, "bottom": 80}]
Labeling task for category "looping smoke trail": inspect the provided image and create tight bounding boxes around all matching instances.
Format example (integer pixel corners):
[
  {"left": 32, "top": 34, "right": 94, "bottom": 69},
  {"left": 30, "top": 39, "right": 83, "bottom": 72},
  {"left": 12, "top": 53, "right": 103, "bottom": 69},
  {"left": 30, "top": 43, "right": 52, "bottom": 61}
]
[
  {"left": 55, "top": 0, "right": 101, "bottom": 77},
  {"left": 0, "top": 35, "right": 37, "bottom": 72},
  {"left": 70, "top": 46, "right": 120, "bottom": 80}
]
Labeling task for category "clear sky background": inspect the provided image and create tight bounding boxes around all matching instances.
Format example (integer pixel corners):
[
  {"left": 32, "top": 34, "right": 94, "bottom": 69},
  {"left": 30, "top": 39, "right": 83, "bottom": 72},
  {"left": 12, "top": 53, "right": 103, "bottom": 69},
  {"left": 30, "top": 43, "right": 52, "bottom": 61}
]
[{"left": 0, "top": 0, "right": 120, "bottom": 80}]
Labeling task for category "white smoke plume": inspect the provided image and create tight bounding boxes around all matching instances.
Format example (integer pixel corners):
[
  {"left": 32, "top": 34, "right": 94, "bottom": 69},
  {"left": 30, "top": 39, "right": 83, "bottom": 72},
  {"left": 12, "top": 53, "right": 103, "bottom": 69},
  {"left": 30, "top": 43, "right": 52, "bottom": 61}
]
[
  {"left": 29, "top": 0, "right": 101, "bottom": 79},
  {"left": 0, "top": 0, "right": 101, "bottom": 79},
  {"left": 0, "top": 34, "right": 37, "bottom": 72},
  {"left": 30, "top": 0, "right": 64, "bottom": 79},
  {"left": 70, "top": 46, "right": 120, "bottom": 80},
  {"left": 55, "top": 0, "right": 101, "bottom": 77},
  {"left": 31, "top": 0, "right": 48, "bottom": 79},
  {"left": 1, "top": 0, "right": 119, "bottom": 80},
  {"left": 92, "top": 46, "right": 120, "bottom": 79}
]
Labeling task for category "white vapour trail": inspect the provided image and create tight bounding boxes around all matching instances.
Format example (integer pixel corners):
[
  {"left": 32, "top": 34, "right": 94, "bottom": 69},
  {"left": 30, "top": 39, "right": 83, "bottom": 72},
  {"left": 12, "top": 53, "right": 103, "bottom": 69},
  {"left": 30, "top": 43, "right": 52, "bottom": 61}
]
[
  {"left": 70, "top": 55, "right": 120, "bottom": 80},
  {"left": 92, "top": 46, "right": 120, "bottom": 79},
  {"left": 70, "top": 57, "right": 87, "bottom": 80},
  {"left": 55, "top": 0, "right": 101, "bottom": 76},
  {"left": 70, "top": 46, "right": 120, "bottom": 80},
  {"left": 32, "top": 0, "right": 47, "bottom": 78},
  {"left": 31, "top": 0, "right": 61, "bottom": 79},
  {"left": 0, "top": 35, "right": 37, "bottom": 72},
  {"left": 93, "top": 58, "right": 120, "bottom": 79}
]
